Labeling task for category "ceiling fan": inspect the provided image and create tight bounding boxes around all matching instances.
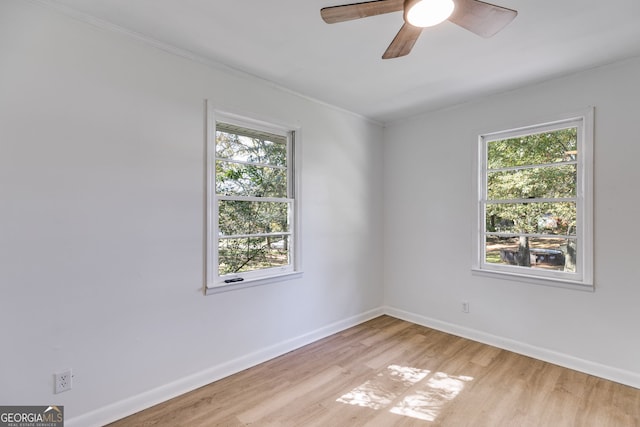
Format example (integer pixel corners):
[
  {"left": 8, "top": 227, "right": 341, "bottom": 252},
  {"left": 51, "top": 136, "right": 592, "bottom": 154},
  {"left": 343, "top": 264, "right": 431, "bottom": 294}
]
[{"left": 321, "top": 0, "right": 517, "bottom": 59}]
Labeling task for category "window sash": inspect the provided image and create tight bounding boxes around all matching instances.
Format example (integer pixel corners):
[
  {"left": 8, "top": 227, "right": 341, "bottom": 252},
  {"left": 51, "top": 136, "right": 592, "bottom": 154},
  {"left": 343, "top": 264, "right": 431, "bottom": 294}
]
[
  {"left": 484, "top": 197, "right": 576, "bottom": 204},
  {"left": 487, "top": 160, "right": 577, "bottom": 174},
  {"left": 217, "top": 157, "right": 288, "bottom": 170},
  {"left": 206, "top": 107, "right": 299, "bottom": 291},
  {"left": 474, "top": 109, "right": 593, "bottom": 289}
]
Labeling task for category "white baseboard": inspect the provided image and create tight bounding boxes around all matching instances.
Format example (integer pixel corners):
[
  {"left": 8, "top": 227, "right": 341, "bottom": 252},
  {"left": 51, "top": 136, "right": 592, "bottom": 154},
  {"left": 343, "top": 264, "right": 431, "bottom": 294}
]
[
  {"left": 383, "top": 305, "right": 640, "bottom": 390},
  {"left": 66, "top": 307, "right": 384, "bottom": 427}
]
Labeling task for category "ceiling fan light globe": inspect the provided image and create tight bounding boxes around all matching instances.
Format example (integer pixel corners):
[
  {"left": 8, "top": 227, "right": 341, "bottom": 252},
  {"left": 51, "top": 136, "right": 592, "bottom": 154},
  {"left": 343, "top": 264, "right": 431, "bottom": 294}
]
[{"left": 405, "top": 0, "right": 455, "bottom": 28}]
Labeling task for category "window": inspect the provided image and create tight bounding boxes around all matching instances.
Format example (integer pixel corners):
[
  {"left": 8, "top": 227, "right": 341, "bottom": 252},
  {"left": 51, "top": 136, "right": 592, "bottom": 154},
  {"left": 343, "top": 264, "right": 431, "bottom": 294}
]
[
  {"left": 473, "top": 109, "right": 593, "bottom": 290},
  {"left": 206, "top": 107, "right": 301, "bottom": 293}
]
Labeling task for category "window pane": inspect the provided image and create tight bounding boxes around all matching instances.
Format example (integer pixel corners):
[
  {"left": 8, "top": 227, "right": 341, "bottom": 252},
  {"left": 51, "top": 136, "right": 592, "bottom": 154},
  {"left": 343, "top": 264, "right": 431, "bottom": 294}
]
[
  {"left": 485, "top": 236, "right": 577, "bottom": 272},
  {"left": 487, "top": 127, "right": 577, "bottom": 169},
  {"left": 487, "top": 164, "right": 576, "bottom": 200},
  {"left": 216, "top": 161, "right": 287, "bottom": 197},
  {"left": 485, "top": 202, "right": 576, "bottom": 235},
  {"left": 218, "top": 236, "right": 290, "bottom": 275},
  {"left": 218, "top": 200, "right": 289, "bottom": 236},
  {"left": 216, "top": 130, "right": 287, "bottom": 167}
]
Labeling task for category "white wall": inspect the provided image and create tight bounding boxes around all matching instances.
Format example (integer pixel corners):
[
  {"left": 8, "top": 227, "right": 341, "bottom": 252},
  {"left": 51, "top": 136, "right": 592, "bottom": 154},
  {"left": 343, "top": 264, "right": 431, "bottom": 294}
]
[
  {"left": 0, "top": 1, "right": 384, "bottom": 424},
  {"left": 384, "top": 56, "right": 640, "bottom": 387}
]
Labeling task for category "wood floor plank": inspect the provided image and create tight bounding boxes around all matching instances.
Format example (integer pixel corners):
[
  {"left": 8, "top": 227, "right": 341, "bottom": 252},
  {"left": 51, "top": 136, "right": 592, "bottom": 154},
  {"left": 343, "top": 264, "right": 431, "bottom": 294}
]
[
  {"left": 108, "top": 316, "right": 640, "bottom": 426},
  {"left": 237, "top": 365, "right": 344, "bottom": 424}
]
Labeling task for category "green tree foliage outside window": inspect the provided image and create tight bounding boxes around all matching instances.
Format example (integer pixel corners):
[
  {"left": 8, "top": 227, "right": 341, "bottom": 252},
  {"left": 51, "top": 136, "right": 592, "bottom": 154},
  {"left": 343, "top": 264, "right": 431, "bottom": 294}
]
[
  {"left": 484, "top": 127, "right": 578, "bottom": 272},
  {"left": 215, "top": 123, "right": 292, "bottom": 277}
]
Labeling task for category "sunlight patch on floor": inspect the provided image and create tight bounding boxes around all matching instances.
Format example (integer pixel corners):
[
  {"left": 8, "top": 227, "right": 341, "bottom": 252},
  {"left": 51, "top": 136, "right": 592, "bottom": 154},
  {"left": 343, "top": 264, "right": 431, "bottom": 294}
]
[
  {"left": 337, "top": 365, "right": 430, "bottom": 410},
  {"left": 337, "top": 365, "right": 473, "bottom": 422},
  {"left": 390, "top": 372, "right": 473, "bottom": 421}
]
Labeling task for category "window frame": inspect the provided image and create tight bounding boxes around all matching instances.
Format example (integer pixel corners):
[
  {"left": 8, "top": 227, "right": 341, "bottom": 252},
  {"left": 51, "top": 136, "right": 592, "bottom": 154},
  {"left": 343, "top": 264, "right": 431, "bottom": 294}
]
[
  {"left": 472, "top": 108, "right": 594, "bottom": 291},
  {"left": 205, "top": 104, "right": 302, "bottom": 294}
]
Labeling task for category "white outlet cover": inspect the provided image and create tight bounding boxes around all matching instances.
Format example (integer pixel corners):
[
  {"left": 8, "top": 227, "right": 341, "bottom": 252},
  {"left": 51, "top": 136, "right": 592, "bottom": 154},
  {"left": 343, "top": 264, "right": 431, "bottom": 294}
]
[{"left": 54, "top": 369, "right": 73, "bottom": 394}]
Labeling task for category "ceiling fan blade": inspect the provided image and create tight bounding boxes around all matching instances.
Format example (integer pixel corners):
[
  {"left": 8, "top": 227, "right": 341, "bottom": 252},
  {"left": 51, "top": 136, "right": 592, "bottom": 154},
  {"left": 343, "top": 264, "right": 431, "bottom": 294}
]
[
  {"left": 321, "top": 0, "right": 404, "bottom": 24},
  {"left": 382, "top": 23, "right": 423, "bottom": 59},
  {"left": 448, "top": 0, "right": 517, "bottom": 38}
]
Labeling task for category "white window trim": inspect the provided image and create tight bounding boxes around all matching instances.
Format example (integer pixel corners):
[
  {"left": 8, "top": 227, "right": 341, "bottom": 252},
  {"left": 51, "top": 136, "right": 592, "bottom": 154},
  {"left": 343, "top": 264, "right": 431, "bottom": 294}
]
[
  {"left": 204, "top": 103, "right": 302, "bottom": 295},
  {"left": 472, "top": 108, "right": 594, "bottom": 291}
]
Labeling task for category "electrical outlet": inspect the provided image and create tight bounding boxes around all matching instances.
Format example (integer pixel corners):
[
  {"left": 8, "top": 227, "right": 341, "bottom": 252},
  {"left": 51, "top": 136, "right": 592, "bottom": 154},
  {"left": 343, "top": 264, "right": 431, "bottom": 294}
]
[
  {"left": 54, "top": 369, "right": 72, "bottom": 394},
  {"left": 462, "top": 301, "right": 470, "bottom": 313}
]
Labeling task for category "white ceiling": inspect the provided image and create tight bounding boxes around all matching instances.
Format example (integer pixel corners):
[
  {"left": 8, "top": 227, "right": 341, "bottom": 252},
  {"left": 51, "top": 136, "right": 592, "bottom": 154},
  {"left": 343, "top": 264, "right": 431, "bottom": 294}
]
[{"left": 40, "top": 0, "right": 640, "bottom": 123}]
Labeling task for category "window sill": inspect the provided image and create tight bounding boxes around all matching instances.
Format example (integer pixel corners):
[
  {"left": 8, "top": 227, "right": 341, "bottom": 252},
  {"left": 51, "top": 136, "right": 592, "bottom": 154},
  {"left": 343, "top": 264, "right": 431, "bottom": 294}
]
[
  {"left": 471, "top": 268, "right": 594, "bottom": 292},
  {"left": 205, "top": 271, "right": 303, "bottom": 295}
]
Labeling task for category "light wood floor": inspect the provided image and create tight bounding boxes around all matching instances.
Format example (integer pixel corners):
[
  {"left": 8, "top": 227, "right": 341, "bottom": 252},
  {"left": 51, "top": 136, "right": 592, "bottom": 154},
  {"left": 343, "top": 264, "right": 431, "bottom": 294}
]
[{"left": 109, "top": 316, "right": 640, "bottom": 426}]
